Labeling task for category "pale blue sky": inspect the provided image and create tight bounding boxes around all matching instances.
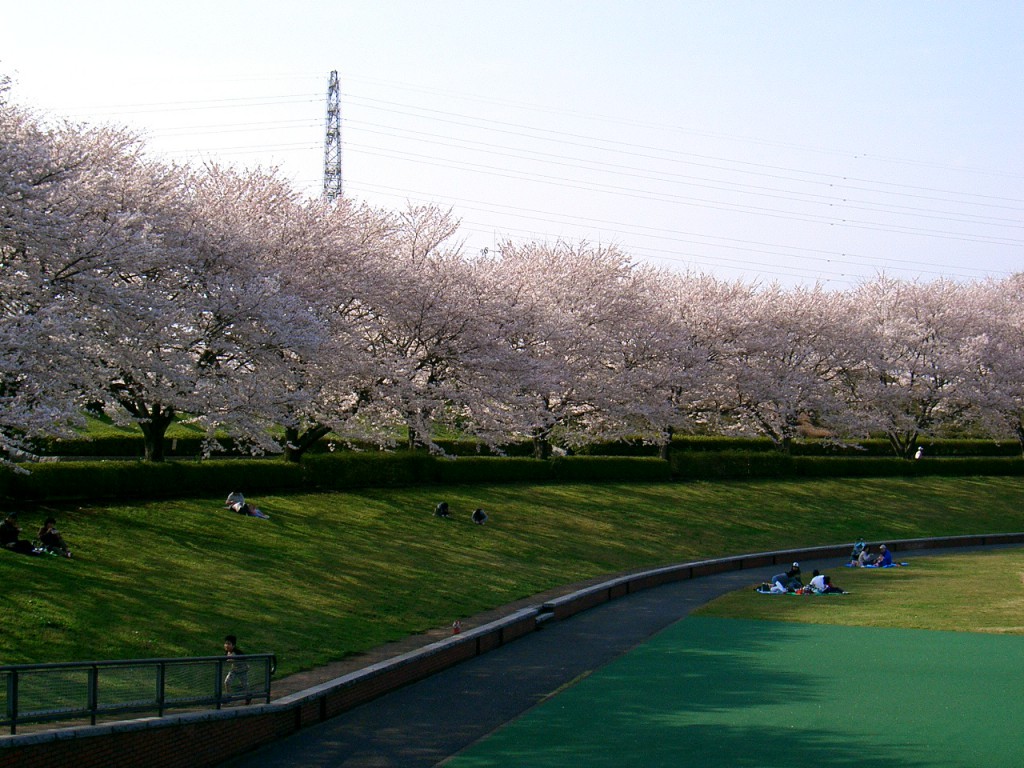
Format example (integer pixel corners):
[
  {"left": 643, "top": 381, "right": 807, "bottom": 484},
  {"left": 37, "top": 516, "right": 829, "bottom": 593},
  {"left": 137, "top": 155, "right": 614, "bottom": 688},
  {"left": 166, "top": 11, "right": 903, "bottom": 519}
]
[{"left": 3, "top": 1, "right": 1022, "bottom": 286}]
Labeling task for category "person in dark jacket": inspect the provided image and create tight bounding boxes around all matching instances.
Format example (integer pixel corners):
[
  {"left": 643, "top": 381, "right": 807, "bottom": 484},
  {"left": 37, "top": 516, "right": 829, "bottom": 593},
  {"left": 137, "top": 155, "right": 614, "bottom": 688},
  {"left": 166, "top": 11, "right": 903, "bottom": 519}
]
[
  {"left": 770, "top": 562, "right": 802, "bottom": 591},
  {"left": 223, "top": 634, "right": 251, "bottom": 704},
  {"left": 1, "top": 512, "right": 37, "bottom": 555},
  {"left": 38, "top": 517, "right": 72, "bottom": 558}
]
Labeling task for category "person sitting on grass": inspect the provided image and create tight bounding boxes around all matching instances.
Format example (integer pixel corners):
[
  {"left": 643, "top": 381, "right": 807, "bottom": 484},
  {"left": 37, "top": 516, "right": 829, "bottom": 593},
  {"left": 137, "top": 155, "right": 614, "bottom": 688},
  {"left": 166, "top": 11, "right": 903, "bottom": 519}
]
[
  {"left": 874, "top": 544, "right": 893, "bottom": 567},
  {"left": 0, "top": 512, "right": 38, "bottom": 556},
  {"left": 809, "top": 569, "right": 826, "bottom": 592},
  {"left": 770, "top": 563, "right": 802, "bottom": 592},
  {"left": 37, "top": 517, "right": 72, "bottom": 558},
  {"left": 434, "top": 501, "right": 451, "bottom": 518},
  {"left": 849, "top": 539, "right": 866, "bottom": 566},
  {"left": 471, "top": 508, "right": 488, "bottom": 525}
]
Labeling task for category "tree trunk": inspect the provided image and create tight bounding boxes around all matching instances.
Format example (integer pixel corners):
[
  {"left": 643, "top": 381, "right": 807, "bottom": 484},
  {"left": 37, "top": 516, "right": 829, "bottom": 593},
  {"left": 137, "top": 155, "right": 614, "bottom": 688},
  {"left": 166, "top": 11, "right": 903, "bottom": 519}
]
[
  {"left": 283, "top": 424, "right": 333, "bottom": 463},
  {"left": 888, "top": 431, "right": 918, "bottom": 460},
  {"left": 138, "top": 406, "right": 175, "bottom": 462},
  {"left": 658, "top": 425, "right": 674, "bottom": 461},
  {"left": 531, "top": 430, "right": 551, "bottom": 460}
]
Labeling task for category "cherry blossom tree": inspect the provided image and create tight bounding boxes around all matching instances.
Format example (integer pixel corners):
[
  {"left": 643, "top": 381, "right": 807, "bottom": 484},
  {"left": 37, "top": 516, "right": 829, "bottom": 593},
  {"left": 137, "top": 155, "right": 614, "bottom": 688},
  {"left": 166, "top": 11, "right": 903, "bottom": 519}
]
[
  {"left": 842, "top": 275, "right": 987, "bottom": 457},
  {"left": 0, "top": 91, "right": 174, "bottom": 459},
  {"left": 350, "top": 204, "right": 485, "bottom": 451},
  {"left": 471, "top": 240, "right": 646, "bottom": 458},
  {"left": 0, "top": 91, "right": 73, "bottom": 459},
  {"left": 708, "top": 283, "right": 857, "bottom": 451},
  {"left": 574, "top": 264, "right": 705, "bottom": 456},
  {"left": 963, "top": 275, "right": 1024, "bottom": 451},
  {"left": 656, "top": 273, "right": 754, "bottom": 448},
  {"left": 255, "top": 197, "right": 401, "bottom": 461},
  {"left": 77, "top": 162, "right": 325, "bottom": 460},
  {"left": 9, "top": 75, "right": 1023, "bottom": 466}
]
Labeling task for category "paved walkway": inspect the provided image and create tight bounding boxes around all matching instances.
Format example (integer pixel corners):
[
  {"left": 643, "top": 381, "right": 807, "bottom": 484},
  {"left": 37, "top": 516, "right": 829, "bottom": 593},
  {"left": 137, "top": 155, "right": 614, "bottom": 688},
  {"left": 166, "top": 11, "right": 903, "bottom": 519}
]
[{"left": 218, "top": 545, "right": 1017, "bottom": 768}]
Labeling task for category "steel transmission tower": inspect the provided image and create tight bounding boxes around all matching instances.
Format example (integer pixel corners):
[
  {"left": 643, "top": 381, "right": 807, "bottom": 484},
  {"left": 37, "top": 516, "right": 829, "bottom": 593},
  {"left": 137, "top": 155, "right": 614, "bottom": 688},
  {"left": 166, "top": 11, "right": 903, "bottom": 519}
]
[{"left": 323, "top": 70, "right": 343, "bottom": 201}]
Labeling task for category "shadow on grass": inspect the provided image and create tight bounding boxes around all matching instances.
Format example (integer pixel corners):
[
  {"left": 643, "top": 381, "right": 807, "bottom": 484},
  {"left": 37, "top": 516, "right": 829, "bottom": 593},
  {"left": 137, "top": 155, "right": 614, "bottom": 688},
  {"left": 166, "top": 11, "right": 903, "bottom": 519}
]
[{"left": 449, "top": 616, "right": 948, "bottom": 768}]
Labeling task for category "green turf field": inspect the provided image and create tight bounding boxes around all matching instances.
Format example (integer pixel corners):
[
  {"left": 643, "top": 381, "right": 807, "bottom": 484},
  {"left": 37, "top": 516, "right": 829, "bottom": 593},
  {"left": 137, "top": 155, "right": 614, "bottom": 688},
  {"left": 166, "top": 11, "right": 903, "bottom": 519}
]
[
  {"left": 445, "top": 614, "right": 1024, "bottom": 767},
  {"left": 446, "top": 551, "right": 1024, "bottom": 767}
]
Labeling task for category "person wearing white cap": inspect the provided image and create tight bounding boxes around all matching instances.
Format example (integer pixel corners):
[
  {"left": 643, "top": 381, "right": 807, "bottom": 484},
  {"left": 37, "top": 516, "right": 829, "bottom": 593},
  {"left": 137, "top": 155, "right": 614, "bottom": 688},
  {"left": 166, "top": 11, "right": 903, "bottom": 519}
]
[{"left": 770, "top": 562, "right": 802, "bottom": 592}]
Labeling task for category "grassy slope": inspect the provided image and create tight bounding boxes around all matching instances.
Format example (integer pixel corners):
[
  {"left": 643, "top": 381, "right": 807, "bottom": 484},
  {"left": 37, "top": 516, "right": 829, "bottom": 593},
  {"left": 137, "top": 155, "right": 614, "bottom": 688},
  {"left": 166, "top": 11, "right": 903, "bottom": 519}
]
[{"left": 2, "top": 476, "right": 1023, "bottom": 674}]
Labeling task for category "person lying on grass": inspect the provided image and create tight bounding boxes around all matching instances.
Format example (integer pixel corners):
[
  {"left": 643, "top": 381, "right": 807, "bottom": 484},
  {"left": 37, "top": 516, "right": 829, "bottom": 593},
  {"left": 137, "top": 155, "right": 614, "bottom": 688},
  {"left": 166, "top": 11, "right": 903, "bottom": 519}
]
[
  {"left": 224, "top": 492, "right": 270, "bottom": 519},
  {"left": 820, "top": 575, "right": 846, "bottom": 594}
]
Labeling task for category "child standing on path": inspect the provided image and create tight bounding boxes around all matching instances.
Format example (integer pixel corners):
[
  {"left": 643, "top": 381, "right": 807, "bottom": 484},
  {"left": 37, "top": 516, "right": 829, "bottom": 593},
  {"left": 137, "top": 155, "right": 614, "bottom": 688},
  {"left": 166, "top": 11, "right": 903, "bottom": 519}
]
[{"left": 223, "top": 634, "right": 252, "bottom": 704}]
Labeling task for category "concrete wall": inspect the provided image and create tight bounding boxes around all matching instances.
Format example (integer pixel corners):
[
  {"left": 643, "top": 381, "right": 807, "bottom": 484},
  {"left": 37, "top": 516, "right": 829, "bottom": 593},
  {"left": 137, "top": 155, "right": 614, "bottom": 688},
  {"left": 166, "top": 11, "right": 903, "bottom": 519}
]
[{"left": 4, "top": 533, "right": 1023, "bottom": 768}]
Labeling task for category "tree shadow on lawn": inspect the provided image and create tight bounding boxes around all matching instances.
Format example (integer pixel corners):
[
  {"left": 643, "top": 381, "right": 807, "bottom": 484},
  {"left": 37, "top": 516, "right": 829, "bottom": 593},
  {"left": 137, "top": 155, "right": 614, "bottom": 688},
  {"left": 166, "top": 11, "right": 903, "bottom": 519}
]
[{"left": 452, "top": 616, "right": 962, "bottom": 768}]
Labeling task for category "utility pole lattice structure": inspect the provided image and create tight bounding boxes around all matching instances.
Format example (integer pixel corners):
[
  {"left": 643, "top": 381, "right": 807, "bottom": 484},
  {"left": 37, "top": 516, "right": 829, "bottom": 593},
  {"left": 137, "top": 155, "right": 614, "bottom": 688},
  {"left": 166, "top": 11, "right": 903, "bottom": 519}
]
[{"left": 323, "top": 70, "right": 342, "bottom": 201}]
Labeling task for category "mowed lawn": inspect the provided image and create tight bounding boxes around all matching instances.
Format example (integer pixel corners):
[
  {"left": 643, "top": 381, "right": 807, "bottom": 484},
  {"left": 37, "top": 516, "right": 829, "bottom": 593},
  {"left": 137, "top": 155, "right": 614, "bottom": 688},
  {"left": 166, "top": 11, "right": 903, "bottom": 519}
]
[
  {"left": 2, "top": 476, "right": 1024, "bottom": 676},
  {"left": 446, "top": 550, "right": 1024, "bottom": 768}
]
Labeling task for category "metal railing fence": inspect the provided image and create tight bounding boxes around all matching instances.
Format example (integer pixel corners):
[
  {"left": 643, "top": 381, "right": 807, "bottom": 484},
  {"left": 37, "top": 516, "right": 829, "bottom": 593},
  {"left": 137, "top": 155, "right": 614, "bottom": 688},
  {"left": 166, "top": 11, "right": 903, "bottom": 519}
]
[{"left": 1, "top": 653, "right": 275, "bottom": 734}]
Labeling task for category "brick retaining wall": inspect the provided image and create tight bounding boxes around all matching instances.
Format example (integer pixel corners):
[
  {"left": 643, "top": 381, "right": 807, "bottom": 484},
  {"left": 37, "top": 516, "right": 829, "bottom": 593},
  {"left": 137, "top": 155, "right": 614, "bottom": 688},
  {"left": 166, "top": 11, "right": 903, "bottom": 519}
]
[{"left": 4, "top": 533, "right": 1024, "bottom": 768}]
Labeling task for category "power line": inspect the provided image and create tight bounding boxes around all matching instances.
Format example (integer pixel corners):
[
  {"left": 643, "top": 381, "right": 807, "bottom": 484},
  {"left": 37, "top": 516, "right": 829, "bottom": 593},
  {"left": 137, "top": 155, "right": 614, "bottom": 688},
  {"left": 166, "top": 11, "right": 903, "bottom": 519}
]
[
  {"left": 31, "top": 70, "right": 1017, "bottom": 285},
  {"left": 344, "top": 122, "right": 1024, "bottom": 227},
  {"left": 342, "top": 94, "right": 1024, "bottom": 201},
  {"left": 339, "top": 73, "right": 1024, "bottom": 181},
  {"left": 61, "top": 93, "right": 320, "bottom": 118},
  {"left": 345, "top": 180, "right": 1011, "bottom": 284},
  {"left": 343, "top": 143, "right": 1024, "bottom": 247}
]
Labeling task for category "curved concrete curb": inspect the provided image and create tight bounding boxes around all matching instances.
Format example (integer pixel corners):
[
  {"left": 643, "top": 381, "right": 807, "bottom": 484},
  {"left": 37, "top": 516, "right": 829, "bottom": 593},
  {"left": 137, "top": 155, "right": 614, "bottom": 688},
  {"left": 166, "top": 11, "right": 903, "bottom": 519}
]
[{"left": 4, "top": 533, "right": 1023, "bottom": 768}]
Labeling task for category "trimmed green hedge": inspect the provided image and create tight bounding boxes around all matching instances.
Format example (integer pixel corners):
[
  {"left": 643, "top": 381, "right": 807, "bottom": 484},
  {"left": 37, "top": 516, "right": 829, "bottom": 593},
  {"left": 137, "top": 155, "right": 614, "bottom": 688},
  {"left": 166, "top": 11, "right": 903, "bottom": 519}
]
[
  {"left": 28, "top": 430, "right": 1023, "bottom": 460},
  {"left": 550, "top": 456, "right": 674, "bottom": 483},
  {"left": 669, "top": 452, "right": 1024, "bottom": 482},
  {"left": 670, "top": 451, "right": 792, "bottom": 481},
  {"left": 27, "top": 435, "right": 241, "bottom": 458},
  {"left": 173, "top": 460, "right": 306, "bottom": 496},
  {"left": 3, "top": 451, "right": 1021, "bottom": 506},
  {"left": 789, "top": 438, "right": 1022, "bottom": 458},
  {"left": 300, "top": 451, "right": 439, "bottom": 490},
  {"left": 4, "top": 459, "right": 307, "bottom": 503},
  {"left": 580, "top": 435, "right": 1023, "bottom": 458},
  {"left": 0, "top": 453, "right": 673, "bottom": 505},
  {"left": 434, "top": 456, "right": 552, "bottom": 484}
]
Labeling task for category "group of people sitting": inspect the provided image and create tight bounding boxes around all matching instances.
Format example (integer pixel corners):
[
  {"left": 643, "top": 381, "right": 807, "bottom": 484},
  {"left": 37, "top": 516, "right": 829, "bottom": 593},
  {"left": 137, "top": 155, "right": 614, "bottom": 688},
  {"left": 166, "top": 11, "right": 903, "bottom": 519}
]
[
  {"left": 761, "top": 540, "right": 902, "bottom": 594},
  {"left": 849, "top": 540, "right": 894, "bottom": 567},
  {"left": 434, "top": 502, "right": 489, "bottom": 525},
  {"left": 765, "top": 562, "right": 846, "bottom": 594},
  {"left": 0, "top": 512, "right": 73, "bottom": 558}
]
